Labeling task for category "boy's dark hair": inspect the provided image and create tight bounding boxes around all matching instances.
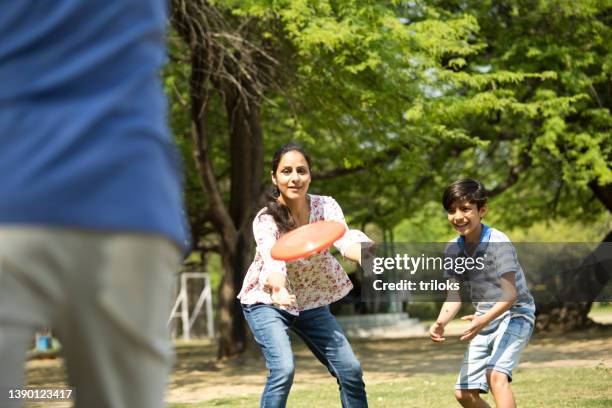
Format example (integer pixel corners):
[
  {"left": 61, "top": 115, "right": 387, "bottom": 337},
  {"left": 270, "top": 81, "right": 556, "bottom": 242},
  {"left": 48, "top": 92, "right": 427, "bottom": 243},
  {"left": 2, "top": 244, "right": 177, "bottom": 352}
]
[{"left": 442, "top": 179, "right": 488, "bottom": 211}]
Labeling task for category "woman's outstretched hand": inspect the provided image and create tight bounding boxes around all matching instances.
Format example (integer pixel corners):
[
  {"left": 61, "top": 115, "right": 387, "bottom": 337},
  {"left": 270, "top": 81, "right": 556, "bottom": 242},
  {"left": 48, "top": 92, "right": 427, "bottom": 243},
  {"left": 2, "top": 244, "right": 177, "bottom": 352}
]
[{"left": 271, "top": 286, "right": 297, "bottom": 307}]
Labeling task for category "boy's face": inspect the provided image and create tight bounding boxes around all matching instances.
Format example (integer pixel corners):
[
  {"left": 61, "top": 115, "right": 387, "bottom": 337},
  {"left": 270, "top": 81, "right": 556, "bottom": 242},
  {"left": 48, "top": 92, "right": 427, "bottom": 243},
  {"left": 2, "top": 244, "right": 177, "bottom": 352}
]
[{"left": 447, "top": 200, "right": 487, "bottom": 241}]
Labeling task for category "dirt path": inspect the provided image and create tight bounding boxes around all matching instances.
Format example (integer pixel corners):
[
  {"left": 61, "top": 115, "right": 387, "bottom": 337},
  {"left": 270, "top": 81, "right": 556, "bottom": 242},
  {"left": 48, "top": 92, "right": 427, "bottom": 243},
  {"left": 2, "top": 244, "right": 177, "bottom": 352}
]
[{"left": 24, "top": 324, "right": 612, "bottom": 405}]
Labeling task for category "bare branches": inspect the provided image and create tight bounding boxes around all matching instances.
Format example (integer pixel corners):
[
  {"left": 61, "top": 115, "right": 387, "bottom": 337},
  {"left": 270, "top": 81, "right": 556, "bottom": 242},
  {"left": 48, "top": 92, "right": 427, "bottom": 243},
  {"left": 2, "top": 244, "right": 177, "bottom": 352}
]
[
  {"left": 170, "top": 0, "right": 279, "bottom": 112},
  {"left": 170, "top": 0, "right": 281, "bottom": 252}
]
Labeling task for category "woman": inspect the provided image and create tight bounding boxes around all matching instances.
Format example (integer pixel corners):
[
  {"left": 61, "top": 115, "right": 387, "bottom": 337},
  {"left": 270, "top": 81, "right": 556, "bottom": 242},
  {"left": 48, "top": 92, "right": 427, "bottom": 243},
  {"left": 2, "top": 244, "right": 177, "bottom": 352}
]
[{"left": 238, "top": 143, "right": 370, "bottom": 408}]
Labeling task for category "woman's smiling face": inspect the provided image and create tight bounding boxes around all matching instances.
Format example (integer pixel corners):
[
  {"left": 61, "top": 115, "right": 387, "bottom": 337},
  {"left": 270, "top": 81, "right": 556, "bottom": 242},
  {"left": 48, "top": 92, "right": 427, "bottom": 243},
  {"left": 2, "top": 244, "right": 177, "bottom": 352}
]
[{"left": 272, "top": 150, "right": 311, "bottom": 202}]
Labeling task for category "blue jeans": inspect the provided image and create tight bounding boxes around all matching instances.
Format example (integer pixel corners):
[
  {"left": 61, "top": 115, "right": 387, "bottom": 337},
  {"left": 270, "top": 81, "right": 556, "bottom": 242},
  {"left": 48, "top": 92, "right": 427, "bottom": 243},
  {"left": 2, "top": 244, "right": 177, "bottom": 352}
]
[{"left": 242, "top": 304, "right": 368, "bottom": 408}]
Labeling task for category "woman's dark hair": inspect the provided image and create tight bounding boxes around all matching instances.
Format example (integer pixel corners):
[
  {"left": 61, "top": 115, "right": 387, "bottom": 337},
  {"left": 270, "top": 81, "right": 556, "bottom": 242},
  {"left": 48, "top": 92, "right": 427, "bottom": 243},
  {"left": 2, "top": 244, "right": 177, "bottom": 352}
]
[
  {"left": 262, "top": 143, "right": 312, "bottom": 233},
  {"left": 442, "top": 179, "right": 488, "bottom": 211}
]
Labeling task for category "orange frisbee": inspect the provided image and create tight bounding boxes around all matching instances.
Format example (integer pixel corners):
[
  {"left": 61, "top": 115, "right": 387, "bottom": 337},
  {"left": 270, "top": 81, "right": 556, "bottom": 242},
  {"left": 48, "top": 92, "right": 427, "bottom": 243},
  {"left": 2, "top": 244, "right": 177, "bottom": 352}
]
[{"left": 270, "top": 221, "right": 347, "bottom": 261}]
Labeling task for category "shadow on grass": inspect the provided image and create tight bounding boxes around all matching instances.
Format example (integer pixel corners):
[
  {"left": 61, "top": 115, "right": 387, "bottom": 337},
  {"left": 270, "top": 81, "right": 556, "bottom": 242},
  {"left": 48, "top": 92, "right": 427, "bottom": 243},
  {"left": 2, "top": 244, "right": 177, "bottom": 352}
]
[{"left": 25, "top": 323, "right": 611, "bottom": 404}]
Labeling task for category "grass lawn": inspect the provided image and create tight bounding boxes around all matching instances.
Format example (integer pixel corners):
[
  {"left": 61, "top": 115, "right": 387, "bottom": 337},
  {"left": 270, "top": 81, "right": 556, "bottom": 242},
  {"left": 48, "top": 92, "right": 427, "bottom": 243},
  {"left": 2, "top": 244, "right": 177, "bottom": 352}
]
[
  {"left": 168, "top": 366, "right": 611, "bottom": 408},
  {"left": 589, "top": 303, "right": 612, "bottom": 324},
  {"left": 590, "top": 303, "right": 612, "bottom": 315},
  {"left": 25, "top": 312, "right": 612, "bottom": 407}
]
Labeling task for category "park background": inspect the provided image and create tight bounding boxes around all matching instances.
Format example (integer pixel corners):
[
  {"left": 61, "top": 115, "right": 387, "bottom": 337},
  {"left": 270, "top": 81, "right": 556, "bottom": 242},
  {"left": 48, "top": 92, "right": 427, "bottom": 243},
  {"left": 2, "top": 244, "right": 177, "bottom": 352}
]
[{"left": 28, "top": 0, "right": 611, "bottom": 407}]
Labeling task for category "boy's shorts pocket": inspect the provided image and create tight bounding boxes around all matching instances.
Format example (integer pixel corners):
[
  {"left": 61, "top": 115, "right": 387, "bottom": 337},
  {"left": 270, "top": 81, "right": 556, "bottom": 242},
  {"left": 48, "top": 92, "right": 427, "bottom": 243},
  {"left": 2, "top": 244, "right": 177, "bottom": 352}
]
[{"left": 505, "top": 317, "right": 533, "bottom": 338}]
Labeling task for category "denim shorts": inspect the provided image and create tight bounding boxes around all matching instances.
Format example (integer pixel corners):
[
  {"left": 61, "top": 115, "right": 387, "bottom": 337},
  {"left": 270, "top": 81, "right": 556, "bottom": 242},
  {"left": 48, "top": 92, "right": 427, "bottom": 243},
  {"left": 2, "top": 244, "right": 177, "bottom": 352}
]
[{"left": 456, "top": 314, "right": 534, "bottom": 393}]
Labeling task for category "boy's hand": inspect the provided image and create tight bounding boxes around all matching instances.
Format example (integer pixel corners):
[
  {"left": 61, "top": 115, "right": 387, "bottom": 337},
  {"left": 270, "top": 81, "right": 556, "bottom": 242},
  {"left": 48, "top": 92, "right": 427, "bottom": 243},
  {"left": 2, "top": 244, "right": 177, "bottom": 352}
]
[
  {"left": 271, "top": 286, "right": 297, "bottom": 307},
  {"left": 459, "top": 315, "right": 487, "bottom": 341},
  {"left": 429, "top": 321, "right": 446, "bottom": 342}
]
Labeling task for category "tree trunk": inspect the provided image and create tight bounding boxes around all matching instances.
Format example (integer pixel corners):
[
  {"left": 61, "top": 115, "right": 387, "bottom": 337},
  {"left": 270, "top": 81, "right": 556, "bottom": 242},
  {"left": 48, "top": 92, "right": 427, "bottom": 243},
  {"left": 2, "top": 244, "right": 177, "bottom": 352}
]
[
  {"left": 535, "top": 229, "right": 612, "bottom": 332},
  {"left": 589, "top": 181, "right": 612, "bottom": 212},
  {"left": 216, "top": 82, "right": 263, "bottom": 359},
  {"left": 171, "top": 0, "right": 267, "bottom": 358},
  {"left": 534, "top": 182, "right": 611, "bottom": 331}
]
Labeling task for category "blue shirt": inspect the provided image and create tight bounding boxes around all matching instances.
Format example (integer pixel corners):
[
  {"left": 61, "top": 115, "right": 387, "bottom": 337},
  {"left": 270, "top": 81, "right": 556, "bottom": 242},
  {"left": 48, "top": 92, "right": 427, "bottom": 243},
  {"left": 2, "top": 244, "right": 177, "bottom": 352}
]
[
  {"left": 0, "top": 1, "right": 188, "bottom": 250},
  {"left": 445, "top": 224, "right": 535, "bottom": 323}
]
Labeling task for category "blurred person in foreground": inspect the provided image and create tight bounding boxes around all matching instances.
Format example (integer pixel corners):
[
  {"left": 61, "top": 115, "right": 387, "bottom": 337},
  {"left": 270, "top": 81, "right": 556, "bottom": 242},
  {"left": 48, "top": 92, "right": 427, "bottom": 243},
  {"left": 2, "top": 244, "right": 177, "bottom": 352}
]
[{"left": 0, "top": 1, "right": 188, "bottom": 407}]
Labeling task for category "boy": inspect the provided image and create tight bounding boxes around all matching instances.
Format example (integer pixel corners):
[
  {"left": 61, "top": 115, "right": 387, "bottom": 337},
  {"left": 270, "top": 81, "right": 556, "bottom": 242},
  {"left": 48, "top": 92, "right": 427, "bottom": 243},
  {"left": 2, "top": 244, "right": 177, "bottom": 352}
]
[{"left": 430, "top": 179, "right": 535, "bottom": 408}]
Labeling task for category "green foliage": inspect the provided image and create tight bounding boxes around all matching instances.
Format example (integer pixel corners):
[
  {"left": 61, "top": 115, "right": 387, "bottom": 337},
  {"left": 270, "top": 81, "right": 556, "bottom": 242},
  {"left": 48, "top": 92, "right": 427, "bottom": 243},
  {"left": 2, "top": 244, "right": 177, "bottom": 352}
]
[
  {"left": 424, "top": 0, "right": 612, "bottom": 228},
  {"left": 502, "top": 212, "right": 612, "bottom": 242},
  {"left": 393, "top": 202, "right": 454, "bottom": 242},
  {"left": 165, "top": 0, "right": 611, "bottom": 264}
]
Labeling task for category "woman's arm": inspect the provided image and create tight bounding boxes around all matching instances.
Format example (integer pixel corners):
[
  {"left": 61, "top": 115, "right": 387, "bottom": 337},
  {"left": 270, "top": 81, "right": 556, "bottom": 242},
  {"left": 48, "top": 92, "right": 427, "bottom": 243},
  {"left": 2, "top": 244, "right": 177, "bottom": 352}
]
[
  {"left": 252, "top": 213, "right": 296, "bottom": 306},
  {"left": 323, "top": 197, "right": 371, "bottom": 264},
  {"left": 342, "top": 242, "right": 364, "bottom": 264},
  {"left": 264, "top": 272, "right": 295, "bottom": 306}
]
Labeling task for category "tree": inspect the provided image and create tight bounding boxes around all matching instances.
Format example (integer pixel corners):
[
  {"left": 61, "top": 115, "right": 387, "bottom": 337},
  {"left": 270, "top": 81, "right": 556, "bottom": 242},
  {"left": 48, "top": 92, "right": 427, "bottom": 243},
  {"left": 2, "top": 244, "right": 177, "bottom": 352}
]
[
  {"left": 409, "top": 0, "right": 612, "bottom": 330},
  {"left": 169, "top": 0, "right": 272, "bottom": 358},
  {"left": 166, "top": 0, "right": 560, "bottom": 357},
  {"left": 431, "top": 0, "right": 610, "bottom": 216},
  {"left": 164, "top": 0, "right": 607, "bottom": 358}
]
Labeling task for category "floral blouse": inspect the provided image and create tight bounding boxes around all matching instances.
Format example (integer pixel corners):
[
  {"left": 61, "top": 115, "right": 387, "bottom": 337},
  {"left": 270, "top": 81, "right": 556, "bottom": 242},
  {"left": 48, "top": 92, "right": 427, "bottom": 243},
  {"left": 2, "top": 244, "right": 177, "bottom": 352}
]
[{"left": 237, "top": 194, "right": 371, "bottom": 315}]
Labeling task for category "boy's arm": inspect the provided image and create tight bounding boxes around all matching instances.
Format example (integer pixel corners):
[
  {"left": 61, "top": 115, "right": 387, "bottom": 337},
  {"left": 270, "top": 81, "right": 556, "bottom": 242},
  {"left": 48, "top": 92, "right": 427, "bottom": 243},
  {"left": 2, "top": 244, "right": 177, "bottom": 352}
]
[
  {"left": 459, "top": 272, "right": 518, "bottom": 341},
  {"left": 429, "top": 282, "right": 462, "bottom": 342}
]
